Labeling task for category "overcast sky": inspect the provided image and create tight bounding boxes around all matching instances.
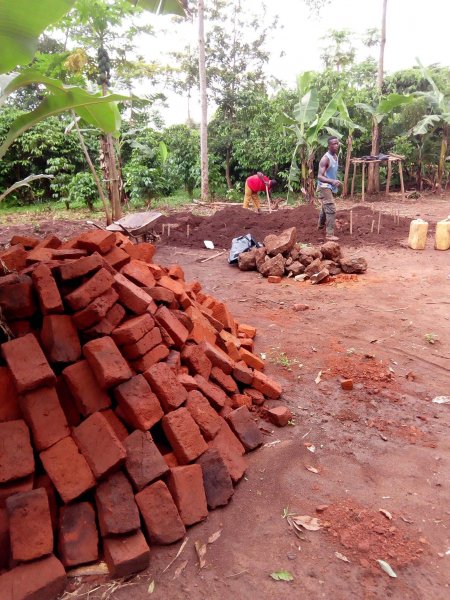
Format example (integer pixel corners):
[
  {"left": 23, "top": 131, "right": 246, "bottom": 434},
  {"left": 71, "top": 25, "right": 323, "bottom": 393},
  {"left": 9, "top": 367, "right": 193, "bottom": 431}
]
[{"left": 138, "top": 0, "right": 449, "bottom": 125}]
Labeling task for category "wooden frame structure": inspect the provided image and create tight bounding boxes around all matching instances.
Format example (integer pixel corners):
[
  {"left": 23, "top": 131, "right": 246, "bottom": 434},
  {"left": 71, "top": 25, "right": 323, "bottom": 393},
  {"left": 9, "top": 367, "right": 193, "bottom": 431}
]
[{"left": 350, "top": 153, "right": 405, "bottom": 201}]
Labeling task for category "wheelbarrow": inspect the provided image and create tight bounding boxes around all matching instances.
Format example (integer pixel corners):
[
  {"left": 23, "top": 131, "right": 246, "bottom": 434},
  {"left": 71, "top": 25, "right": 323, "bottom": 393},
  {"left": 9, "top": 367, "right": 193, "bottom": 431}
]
[{"left": 87, "top": 211, "right": 163, "bottom": 243}]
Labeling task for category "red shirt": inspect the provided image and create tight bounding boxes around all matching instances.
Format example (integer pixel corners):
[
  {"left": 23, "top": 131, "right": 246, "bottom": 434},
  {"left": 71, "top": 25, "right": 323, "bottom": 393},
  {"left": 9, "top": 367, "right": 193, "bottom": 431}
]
[{"left": 246, "top": 173, "right": 271, "bottom": 193}]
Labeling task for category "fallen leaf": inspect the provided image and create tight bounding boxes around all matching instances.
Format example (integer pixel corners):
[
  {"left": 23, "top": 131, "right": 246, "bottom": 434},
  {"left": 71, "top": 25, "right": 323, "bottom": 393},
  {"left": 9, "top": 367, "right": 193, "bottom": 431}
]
[
  {"left": 305, "top": 465, "right": 319, "bottom": 474},
  {"left": 377, "top": 559, "right": 397, "bottom": 578},
  {"left": 162, "top": 537, "right": 188, "bottom": 573},
  {"left": 270, "top": 570, "right": 294, "bottom": 581},
  {"left": 289, "top": 515, "right": 322, "bottom": 531},
  {"left": 148, "top": 580, "right": 155, "bottom": 593},
  {"left": 305, "top": 443, "right": 316, "bottom": 453},
  {"left": 432, "top": 396, "right": 450, "bottom": 404},
  {"left": 379, "top": 509, "right": 392, "bottom": 520},
  {"left": 173, "top": 560, "right": 188, "bottom": 580},
  {"left": 335, "top": 552, "right": 350, "bottom": 563},
  {"left": 315, "top": 370, "right": 322, "bottom": 384},
  {"left": 194, "top": 541, "right": 207, "bottom": 569},
  {"left": 208, "top": 530, "right": 222, "bottom": 544}
]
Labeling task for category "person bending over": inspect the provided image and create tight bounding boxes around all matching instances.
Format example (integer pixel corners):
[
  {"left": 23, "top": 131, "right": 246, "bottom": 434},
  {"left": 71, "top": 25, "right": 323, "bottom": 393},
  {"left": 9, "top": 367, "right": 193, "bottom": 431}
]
[{"left": 243, "top": 172, "right": 277, "bottom": 213}]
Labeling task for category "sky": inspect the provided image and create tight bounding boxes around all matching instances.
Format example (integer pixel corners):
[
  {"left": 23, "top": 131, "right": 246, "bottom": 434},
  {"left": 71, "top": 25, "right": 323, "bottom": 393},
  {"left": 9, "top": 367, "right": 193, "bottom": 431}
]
[{"left": 137, "top": 0, "right": 449, "bottom": 125}]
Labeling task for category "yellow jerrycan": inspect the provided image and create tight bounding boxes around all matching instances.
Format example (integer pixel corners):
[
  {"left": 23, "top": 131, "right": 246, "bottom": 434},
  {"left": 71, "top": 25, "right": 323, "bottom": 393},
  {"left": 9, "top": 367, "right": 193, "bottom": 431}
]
[
  {"left": 435, "top": 217, "right": 450, "bottom": 250},
  {"left": 408, "top": 219, "right": 428, "bottom": 250}
]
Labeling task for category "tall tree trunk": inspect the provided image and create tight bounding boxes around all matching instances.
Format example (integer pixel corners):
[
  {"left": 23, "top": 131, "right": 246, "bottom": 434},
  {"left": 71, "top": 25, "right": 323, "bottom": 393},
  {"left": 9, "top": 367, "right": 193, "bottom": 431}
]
[
  {"left": 225, "top": 146, "right": 232, "bottom": 189},
  {"left": 342, "top": 134, "right": 353, "bottom": 197},
  {"left": 436, "top": 123, "right": 448, "bottom": 194},
  {"left": 198, "top": 0, "right": 209, "bottom": 201},
  {"left": 72, "top": 112, "right": 112, "bottom": 225},
  {"left": 368, "top": 0, "right": 388, "bottom": 194},
  {"left": 101, "top": 83, "right": 122, "bottom": 221}
]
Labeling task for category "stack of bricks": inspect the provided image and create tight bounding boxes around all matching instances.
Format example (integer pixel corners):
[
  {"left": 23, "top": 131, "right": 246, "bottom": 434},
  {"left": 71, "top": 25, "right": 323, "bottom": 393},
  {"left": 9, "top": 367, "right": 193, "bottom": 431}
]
[{"left": 0, "top": 229, "right": 282, "bottom": 600}]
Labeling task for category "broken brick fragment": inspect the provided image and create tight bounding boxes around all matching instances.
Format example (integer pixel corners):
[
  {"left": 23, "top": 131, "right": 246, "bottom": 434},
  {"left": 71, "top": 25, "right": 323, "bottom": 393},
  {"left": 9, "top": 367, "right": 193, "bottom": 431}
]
[{"left": 267, "top": 406, "right": 292, "bottom": 427}]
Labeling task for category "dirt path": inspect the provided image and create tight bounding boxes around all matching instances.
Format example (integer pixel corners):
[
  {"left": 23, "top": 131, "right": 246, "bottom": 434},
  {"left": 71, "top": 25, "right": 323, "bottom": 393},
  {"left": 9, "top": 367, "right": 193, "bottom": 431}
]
[{"left": 62, "top": 238, "right": 450, "bottom": 600}]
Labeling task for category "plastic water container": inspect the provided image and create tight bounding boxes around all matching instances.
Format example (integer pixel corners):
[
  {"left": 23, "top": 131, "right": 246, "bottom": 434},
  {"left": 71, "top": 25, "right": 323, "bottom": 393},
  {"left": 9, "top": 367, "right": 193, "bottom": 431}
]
[
  {"left": 435, "top": 217, "right": 450, "bottom": 250},
  {"left": 408, "top": 219, "right": 428, "bottom": 250}
]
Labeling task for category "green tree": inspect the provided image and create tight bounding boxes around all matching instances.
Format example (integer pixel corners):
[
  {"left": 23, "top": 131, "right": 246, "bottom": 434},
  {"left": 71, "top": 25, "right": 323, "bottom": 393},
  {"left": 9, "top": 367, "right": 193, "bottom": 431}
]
[{"left": 163, "top": 124, "right": 200, "bottom": 198}]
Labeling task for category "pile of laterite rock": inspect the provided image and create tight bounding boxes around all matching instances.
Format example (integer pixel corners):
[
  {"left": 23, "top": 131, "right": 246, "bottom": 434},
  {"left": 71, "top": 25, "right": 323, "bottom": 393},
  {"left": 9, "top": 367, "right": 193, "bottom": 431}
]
[
  {"left": 0, "top": 229, "right": 283, "bottom": 600},
  {"left": 237, "top": 227, "right": 367, "bottom": 283}
]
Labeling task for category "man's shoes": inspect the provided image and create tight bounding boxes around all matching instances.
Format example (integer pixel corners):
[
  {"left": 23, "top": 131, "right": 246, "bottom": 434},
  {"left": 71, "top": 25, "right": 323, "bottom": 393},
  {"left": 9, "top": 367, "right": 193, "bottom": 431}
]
[
  {"left": 257, "top": 209, "right": 262, "bottom": 214},
  {"left": 317, "top": 225, "right": 325, "bottom": 231},
  {"left": 326, "top": 235, "right": 339, "bottom": 241}
]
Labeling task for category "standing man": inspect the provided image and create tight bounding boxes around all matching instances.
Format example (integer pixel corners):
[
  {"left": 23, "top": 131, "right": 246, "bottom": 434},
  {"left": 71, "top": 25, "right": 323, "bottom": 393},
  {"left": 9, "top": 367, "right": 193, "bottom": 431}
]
[
  {"left": 243, "top": 172, "right": 277, "bottom": 213},
  {"left": 317, "top": 136, "right": 341, "bottom": 241}
]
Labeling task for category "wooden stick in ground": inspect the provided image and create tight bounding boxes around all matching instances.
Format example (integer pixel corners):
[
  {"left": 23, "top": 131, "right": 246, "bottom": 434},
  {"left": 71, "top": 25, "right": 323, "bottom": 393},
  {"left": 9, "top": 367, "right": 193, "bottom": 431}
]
[
  {"left": 200, "top": 250, "right": 226, "bottom": 263},
  {"left": 398, "top": 160, "right": 405, "bottom": 200},
  {"left": 187, "top": 224, "right": 190, "bottom": 238},
  {"left": 362, "top": 162, "right": 366, "bottom": 202},
  {"left": 350, "top": 209, "right": 353, "bottom": 235},
  {"left": 350, "top": 162, "right": 357, "bottom": 198},
  {"left": 265, "top": 186, "right": 272, "bottom": 213},
  {"left": 371, "top": 219, "right": 375, "bottom": 233},
  {"left": 386, "top": 159, "right": 392, "bottom": 196},
  {"left": 377, "top": 211, "right": 381, "bottom": 234}
]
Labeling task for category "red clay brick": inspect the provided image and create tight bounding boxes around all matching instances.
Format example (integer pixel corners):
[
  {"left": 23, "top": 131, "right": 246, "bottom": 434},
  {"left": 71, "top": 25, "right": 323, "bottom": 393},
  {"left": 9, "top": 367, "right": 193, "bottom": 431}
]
[
  {"left": 72, "top": 412, "right": 126, "bottom": 479},
  {"left": 146, "top": 286, "right": 175, "bottom": 305},
  {"left": 135, "top": 480, "right": 185, "bottom": 544},
  {"left": 167, "top": 465, "right": 207, "bottom": 526},
  {"left": 8, "top": 319, "right": 32, "bottom": 338},
  {"left": 0, "top": 554, "right": 67, "bottom": 600},
  {"left": 40, "top": 436, "right": 96, "bottom": 503},
  {"left": 226, "top": 406, "right": 263, "bottom": 451},
  {"left": 0, "top": 277, "right": 36, "bottom": 319},
  {"left": 173, "top": 309, "right": 194, "bottom": 332},
  {"left": 0, "top": 367, "right": 21, "bottom": 422},
  {"left": 19, "top": 387, "right": 69, "bottom": 451},
  {"left": 102, "top": 245, "right": 130, "bottom": 270},
  {"left": 131, "top": 343, "right": 170, "bottom": 373},
  {"left": 123, "top": 431, "right": 167, "bottom": 492},
  {"left": 0, "top": 508, "right": 9, "bottom": 570},
  {"left": 0, "top": 420, "right": 34, "bottom": 484},
  {"left": 193, "top": 375, "right": 227, "bottom": 410},
  {"left": 200, "top": 341, "right": 235, "bottom": 374},
  {"left": 84, "top": 302, "right": 126, "bottom": 338},
  {"left": 0, "top": 244, "right": 27, "bottom": 274},
  {"left": 209, "top": 419, "right": 246, "bottom": 483},
  {"left": 51, "top": 248, "right": 87, "bottom": 260},
  {"left": 76, "top": 230, "right": 116, "bottom": 254},
  {"left": 131, "top": 242, "right": 156, "bottom": 263},
  {"left": 113, "top": 272, "right": 154, "bottom": 314},
  {"left": 168, "top": 264, "right": 185, "bottom": 280},
  {"left": 114, "top": 375, "right": 164, "bottom": 431},
  {"left": 267, "top": 406, "right": 292, "bottom": 427},
  {"left": 31, "top": 263, "right": 64, "bottom": 314},
  {"left": 40, "top": 315, "right": 81, "bottom": 363},
  {"left": 177, "top": 372, "right": 199, "bottom": 391},
  {"left": 232, "top": 360, "right": 254, "bottom": 385},
  {"left": 7, "top": 488, "right": 53, "bottom": 561},
  {"left": 34, "top": 473, "right": 58, "bottom": 532},
  {"left": 221, "top": 338, "right": 241, "bottom": 361},
  {"left": 101, "top": 409, "right": 129, "bottom": 442},
  {"left": 121, "top": 259, "right": 156, "bottom": 288},
  {"left": 58, "top": 252, "right": 103, "bottom": 281},
  {"left": 95, "top": 472, "right": 140, "bottom": 536},
  {"left": 185, "top": 390, "right": 222, "bottom": 440},
  {"left": 238, "top": 347, "right": 265, "bottom": 371},
  {"left": 156, "top": 274, "right": 185, "bottom": 299},
  {"left": 121, "top": 326, "right": 162, "bottom": 359},
  {"left": 0, "top": 475, "right": 34, "bottom": 509},
  {"left": 162, "top": 407, "right": 208, "bottom": 464},
  {"left": 2, "top": 334, "right": 56, "bottom": 393},
  {"left": 103, "top": 530, "right": 150, "bottom": 577},
  {"left": 55, "top": 375, "right": 81, "bottom": 426},
  {"left": 166, "top": 349, "right": 181, "bottom": 372},
  {"left": 244, "top": 387, "right": 265, "bottom": 405},
  {"left": 35, "top": 234, "right": 62, "bottom": 250},
  {"left": 143, "top": 362, "right": 187, "bottom": 412},
  {"left": 163, "top": 452, "right": 179, "bottom": 468},
  {"left": 154, "top": 306, "right": 188, "bottom": 349},
  {"left": 239, "top": 337, "right": 254, "bottom": 352},
  {"left": 10, "top": 234, "right": 39, "bottom": 249},
  {"left": 181, "top": 344, "right": 212, "bottom": 379},
  {"left": 237, "top": 323, "right": 257, "bottom": 339},
  {"left": 231, "top": 393, "right": 252, "bottom": 409},
  {"left": 196, "top": 448, "right": 234, "bottom": 509},
  {"left": 65, "top": 268, "right": 115, "bottom": 311},
  {"left": 210, "top": 366, "right": 238, "bottom": 394},
  {"left": 252, "top": 370, "right": 282, "bottom": 399},
  {"left": 72, "top": 287, "right": 119, "bottom": 330},
  {"left": 185, "top": 306, "right": 217, "bottom": 345},
  {"left": 25, "top": 247, "right": 54, "bottom": 264},
  {"left": 58, "top": 502, "right": 99, "bottom": 567},
  {"left": 83, "top": 336, "right": 133, "bottom": 389},
  {"left": 62, "top": 360, "right": 110, "bottom": 416},
  {"left": 158, "top": 323, "right": 175, "bottom": 347},
  {"left": 112, "top": 313, "right": 154, "bottom": 346}
]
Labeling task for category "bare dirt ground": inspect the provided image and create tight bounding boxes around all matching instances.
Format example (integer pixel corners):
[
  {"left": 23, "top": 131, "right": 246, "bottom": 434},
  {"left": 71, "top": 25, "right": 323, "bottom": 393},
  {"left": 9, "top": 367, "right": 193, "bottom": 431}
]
[{"left": 1, "top": 194, "right": 449, "bottom": 600}]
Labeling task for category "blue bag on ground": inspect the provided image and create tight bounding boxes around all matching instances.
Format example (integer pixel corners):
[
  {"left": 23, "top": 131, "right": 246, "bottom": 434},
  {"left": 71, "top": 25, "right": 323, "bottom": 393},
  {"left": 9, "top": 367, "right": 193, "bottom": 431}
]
[{"left": 228, "top": 233, "right": 262, "bottom": 264}]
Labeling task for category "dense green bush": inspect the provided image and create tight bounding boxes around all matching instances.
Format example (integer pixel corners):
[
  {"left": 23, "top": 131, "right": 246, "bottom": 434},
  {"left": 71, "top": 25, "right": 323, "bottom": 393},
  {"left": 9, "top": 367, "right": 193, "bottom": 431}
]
[{"left": 67, "top": 171, "right": 99, "bottom": 211}]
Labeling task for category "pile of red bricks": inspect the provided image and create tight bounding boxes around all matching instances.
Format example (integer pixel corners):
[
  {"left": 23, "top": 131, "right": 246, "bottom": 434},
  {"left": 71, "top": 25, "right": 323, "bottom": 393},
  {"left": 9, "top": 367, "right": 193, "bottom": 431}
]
[{"left": 0, "top": 229, "right": 282, "bottom": 600}]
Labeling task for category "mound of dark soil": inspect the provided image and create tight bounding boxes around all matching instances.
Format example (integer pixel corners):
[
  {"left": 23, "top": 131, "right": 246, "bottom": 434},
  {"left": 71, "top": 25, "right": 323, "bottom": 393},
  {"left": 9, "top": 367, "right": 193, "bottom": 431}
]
[{"left": 156, "top": 204, "right": 412, "bottom": 250}]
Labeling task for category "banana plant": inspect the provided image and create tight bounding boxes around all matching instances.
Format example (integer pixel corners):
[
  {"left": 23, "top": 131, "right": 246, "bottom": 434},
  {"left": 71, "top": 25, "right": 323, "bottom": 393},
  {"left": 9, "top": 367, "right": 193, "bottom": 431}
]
[
  {"left": 411, "top": 60, "right": 450, "bottom": 193},
  {"left": 283, "top": 72, "right": 349, "bottom": 202}
]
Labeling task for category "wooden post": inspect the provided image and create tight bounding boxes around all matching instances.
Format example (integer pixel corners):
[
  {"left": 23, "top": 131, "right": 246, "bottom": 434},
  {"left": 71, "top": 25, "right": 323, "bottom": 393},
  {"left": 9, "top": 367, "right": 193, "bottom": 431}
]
[
  {"left": 386, "top": 159, "right": 392, "bottom": 196},
  {"left": 371, "top": 219, "right": 375, "bottom": 233},
  {"left": 398, "top": 160, "right": 405, "bottom": 200},
  {"left": 361, "top": 162, "right": 366, "bottom": 202},
  {"left": 187, "top": 224, "right": 190, "bottom": 237},
  {"left": 343, "top": 135, "right": 353, "bottom": 198},
  {"left": 350, "top": 162, "right": 357, "bottom": 199},
  {"left": 377, "top": 211, "right": 381, "bottom": 234},
  {"left": 350, "top": 210, "right": 353, "bottom": 235}
]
